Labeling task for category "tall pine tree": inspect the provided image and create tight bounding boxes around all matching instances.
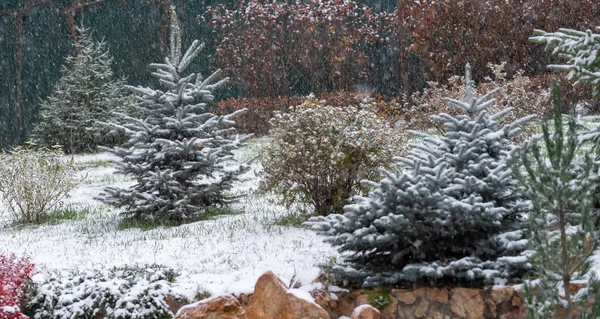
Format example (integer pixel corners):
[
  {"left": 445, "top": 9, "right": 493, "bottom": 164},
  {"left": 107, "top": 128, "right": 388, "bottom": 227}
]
[
  {"left": 515, "top": 80, "right": 600, "bottom": 319},
  {"left": 309, "top": 64, "right": 534, "bottom": 287},
  {"left": 99, "top": 6, "right": 249, "bottom": 222},
  {"left": 33, "top": 26, "right": 132, "bottom": 154}
]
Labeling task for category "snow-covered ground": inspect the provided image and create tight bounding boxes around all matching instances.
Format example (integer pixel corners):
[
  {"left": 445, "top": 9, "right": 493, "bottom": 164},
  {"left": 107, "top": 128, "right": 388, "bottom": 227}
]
[{"left": 0, "top": 138, "right": 338, "bottom": 301}]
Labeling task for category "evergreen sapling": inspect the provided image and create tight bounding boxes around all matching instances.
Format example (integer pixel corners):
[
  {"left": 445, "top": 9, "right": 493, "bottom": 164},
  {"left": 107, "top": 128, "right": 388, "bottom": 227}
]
[
  {"left": 514, "top": 80, "right": 600, "bottom": 319},
  {"left": 99, "top": 6, "right": 249, "bottom": 222},
  {"left": 309, "top": 64, "right": 534, "bottom": 287},
  {"left": 530, "top": 27, "right": 600, "bottom": 98},
  {"left": 33, "top": 26, "right": 132, "bottom": 154}
]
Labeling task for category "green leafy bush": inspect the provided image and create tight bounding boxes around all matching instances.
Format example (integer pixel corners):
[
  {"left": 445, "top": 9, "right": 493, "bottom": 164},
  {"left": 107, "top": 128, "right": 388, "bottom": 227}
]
[
  {"left": 262, "top": 94, "right": 403, "bottom": 216},
  {"left": 0, "top": 145, "right": 81, "bottom": 224}
]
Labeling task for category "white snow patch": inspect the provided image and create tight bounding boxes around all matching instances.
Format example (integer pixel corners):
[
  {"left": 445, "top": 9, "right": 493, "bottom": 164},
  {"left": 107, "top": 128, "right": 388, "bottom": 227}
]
[
  {"left": 0, "top": 140, "right": 339, "bottom": 301},
  {"left": 289, "top": 288, "right": 317, "bottom": 304},
  {"left": 352, "top": 304, "right": 380, "bottom": 316}
]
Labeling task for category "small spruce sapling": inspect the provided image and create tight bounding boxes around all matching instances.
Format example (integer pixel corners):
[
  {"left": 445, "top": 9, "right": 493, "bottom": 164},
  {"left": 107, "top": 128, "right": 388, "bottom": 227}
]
[
  {"left": 99, "top": 6, "right": 249, "bottom": 222},
  {"left": 33, "top": 26, "right": 133, "bottom": 154},
  {"left": 513, "top": 80, "right": 600, "bottom": 319}
]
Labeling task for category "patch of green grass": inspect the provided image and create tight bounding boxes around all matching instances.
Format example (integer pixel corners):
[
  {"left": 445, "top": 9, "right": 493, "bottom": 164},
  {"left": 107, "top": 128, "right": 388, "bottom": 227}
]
[
  {"left": 200, "top": 207, "right": 244, "bottom": 220},
  {"left": 118, "top": 218, "right": 168, "bottom": 231},
  {"left": 117, "top": 207, "right": 244, "bottom": 231},
  {"left": 271, "top": 211, "right": 312, "bottom": 228},
  {"left": 10, "top": 205, "right": 102, "bottom": 228},
  {"left": 194, "top": 290, "right": 211, "bottom": 301},
  {"left": 366, "top": 286, "right": 392, "bottom": 310},
  {"left": 84, "top": 160, "right": 112, "bottom": 168},
  {"left": 99, "top": 175, "right": 120, "bottom": 184}
]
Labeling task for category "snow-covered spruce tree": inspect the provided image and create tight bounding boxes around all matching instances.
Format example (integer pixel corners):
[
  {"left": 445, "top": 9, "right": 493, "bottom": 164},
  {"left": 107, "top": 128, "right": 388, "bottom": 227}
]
[
  {"left": 33, "top": 26, "right": 132, "bottom": 154},
  {"left": 530, "top": 27, "right": 600, "bottom": 98},
  {"left": 514, "top": 80, "right": 600, "bottom": 319},
  {"left": 98, "top": 6, "right": 249, "bottom": 222},
  {"left": 308, "top": 64, "right": 534, "bottom": 287}
]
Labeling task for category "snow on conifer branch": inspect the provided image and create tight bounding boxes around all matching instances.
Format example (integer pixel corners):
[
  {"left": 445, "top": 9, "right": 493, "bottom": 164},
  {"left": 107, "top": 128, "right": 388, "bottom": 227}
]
[{"left": 97, "top": 6, "right": 248, "bottom": 222}]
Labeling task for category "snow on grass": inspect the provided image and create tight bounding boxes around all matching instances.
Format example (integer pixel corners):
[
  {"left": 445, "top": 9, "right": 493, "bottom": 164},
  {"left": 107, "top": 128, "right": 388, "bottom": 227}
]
[{"left": 0, "top": 137, "right": 338, "bottom": 301}]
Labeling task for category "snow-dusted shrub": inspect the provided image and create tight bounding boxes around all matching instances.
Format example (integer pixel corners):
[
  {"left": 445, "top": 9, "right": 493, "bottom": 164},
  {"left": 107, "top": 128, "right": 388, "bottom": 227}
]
[
  {"left": 25, "top": 265, "right": 183, "bottom": 319},
  {"left": 262, "top": 94, "right": 403, "bottom": 216},
  {"left": 0, "top": 146, "right": 80, "bottom": 224},
  {"left": 0, "top": 254, "right": 35, "bottom": 319},
  {"left": 531, "top": 26, "right": 600, "bottom": 98}
]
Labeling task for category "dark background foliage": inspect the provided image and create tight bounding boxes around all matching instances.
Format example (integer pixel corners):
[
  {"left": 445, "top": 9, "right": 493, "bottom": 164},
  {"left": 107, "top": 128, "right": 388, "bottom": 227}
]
[{"left": 1, "top": 0, "right": 600, "bottom": 148}]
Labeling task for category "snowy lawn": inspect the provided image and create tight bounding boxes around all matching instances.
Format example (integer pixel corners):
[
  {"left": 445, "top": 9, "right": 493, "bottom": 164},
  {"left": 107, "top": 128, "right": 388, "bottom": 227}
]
[{"left": 0, "top": 137, "right": 339, "bottom": 301}]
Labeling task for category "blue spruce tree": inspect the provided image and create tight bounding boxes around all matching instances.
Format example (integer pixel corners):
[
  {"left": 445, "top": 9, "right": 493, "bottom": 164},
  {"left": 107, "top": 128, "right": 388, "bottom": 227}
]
[
  {"left": 309, "top": 65, "right": 534, "bottom": 287},
  {"left": 99, "top": 6, "right": 249, "bottom": 222}
]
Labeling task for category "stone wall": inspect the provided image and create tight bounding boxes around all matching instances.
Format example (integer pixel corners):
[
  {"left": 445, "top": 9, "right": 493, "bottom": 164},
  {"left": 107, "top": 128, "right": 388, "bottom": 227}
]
[
  {"left": 172, "top": 271, "right": 526, "bottom": 319},
  {"left": 332, "top": 287, "right": 523, "bottom": 319}
]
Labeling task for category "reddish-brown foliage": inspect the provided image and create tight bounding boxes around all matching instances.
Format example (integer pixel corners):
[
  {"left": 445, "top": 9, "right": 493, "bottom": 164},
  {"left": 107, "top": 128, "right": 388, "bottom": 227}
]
[
  {"left": 398, "top": 0, "right": 600, "bottom": 84},
  {"left": 0, "top": 254, "right": 35, "bottom": 319},
  {"left": 204, "top": 0, "right": 396, "bottom": 98},
  {"left": 216, "top": 91, "right": 401, "bottom": 135},
  {"left": 207, "top": 0, "right": 600, "bottom": 99},
  {"left": 216, "top": 95, "right": 304, "bottom": 135}
]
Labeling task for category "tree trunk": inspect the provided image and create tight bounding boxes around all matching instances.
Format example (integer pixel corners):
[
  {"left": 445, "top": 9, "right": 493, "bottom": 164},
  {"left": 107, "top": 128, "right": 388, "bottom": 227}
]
[
  {"left": 13, "top": 15, "right": 25, "bottom": 146},
  {"left": 559, "top": 201, "right": 574, "bottom": 319}
]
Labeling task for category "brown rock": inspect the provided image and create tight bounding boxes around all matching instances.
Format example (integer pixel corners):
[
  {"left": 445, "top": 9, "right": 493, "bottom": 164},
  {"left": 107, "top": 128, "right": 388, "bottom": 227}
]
[
  {"left": 174, "top": 295, "right": 244, "bottom": 319},
  {"left": 312, "top": 285, "right": 337, "bottom": 319},
  {"left": 414, "top": 288, "right": 427, "bottom": 297},
  {"left": 449, "top": 288, "right": 484, "bottom": 319},
  {"left": 427, "top": 288, "right": 449, "bottom": 304},
  {"left": 237, "top": 294, "right": 250, "bottom": 307},
  {"left": 351, "top": 304, "right": 381, "bottom": 319},
  {"left": 499, "top": 308, "right": 525, "bottom": 319},
  {"left": 424, "top": 310, "right": 444, "bottom": 319},
  {"left": 312, "top": 272, "right": 328, "bottom": 285},
  {"left": 356, "top": 293, "right": 370, "bottom": 306},
  {"left": 393, "top": 290, "right": 417, "bottom": 305},
  {"left": 414, "top": 299, "right": 430, "bottom": 318},
  {"left": 397, "top": 302, "right": 419, "bottom": 319},
  {"left": 379, "top": 295, "right": 398, "bottom": 319},
  {"left": 512, "top": 296, "right": 522, "bottom": 307},
  {"left": 244, "top": 271, "right": 329, "bottom": 319},
  {"left": 165, "top": 295, "right": 190, "bottom": 315},
  {"left": 490, "top": 287, "right": 514, "bottom": 304},
  {"left": 485, "top": 298, "right": 497, "bottom": 318},
  {"left": 336, "top": 291, "right": 359, "bottom": 318}
]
